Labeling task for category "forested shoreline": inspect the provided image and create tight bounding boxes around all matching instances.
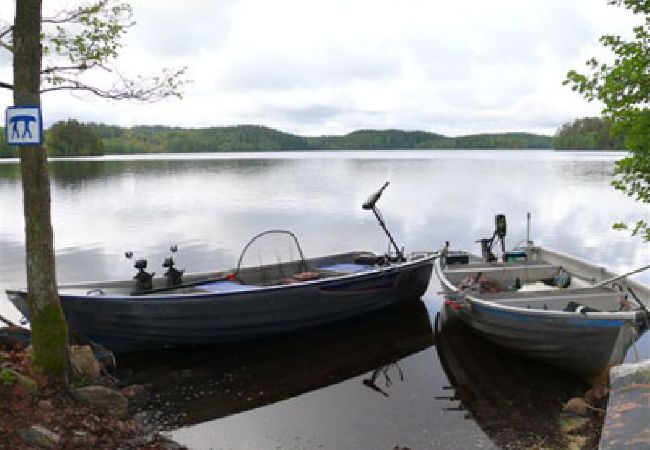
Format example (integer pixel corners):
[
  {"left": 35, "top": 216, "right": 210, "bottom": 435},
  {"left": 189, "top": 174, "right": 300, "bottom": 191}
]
[
  {"left": 1, "top": 121, "right": 553, "bottom": 157},
  {"left": 0, "top": 117, "right": 625, "bottom": 158}
]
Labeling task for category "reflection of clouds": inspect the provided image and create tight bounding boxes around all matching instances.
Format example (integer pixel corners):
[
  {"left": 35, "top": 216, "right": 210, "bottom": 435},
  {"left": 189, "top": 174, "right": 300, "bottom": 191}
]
[{"left": 0, "top": 151, "right": 647, "bottom": 290}]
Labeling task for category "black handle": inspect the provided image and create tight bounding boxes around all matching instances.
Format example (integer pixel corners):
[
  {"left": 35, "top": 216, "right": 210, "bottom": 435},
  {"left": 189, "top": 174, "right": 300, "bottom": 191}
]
[{"left": 362, "top": 182, "right": 390, "bottom": 210}]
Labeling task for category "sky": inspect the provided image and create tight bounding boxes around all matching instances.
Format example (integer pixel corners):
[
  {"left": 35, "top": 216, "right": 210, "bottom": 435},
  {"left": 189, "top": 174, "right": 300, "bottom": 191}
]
[{"left": 0, "top": 0, "right": 641, "bottom": 136}]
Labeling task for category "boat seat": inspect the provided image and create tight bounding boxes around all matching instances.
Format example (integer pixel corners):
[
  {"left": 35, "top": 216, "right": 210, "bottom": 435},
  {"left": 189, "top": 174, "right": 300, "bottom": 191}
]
[
  {"left": 196, "top": 280, "right": 263, "bottom": 293},
  {"left": 444, "top": 263, "right": 562, "bottom": 285},
  {"left": 482, "top": 287, "right": 616, "bottom": 301},
  {"left": 318, "top": 263, "right": 373, "bottom": 274},
  {"left": 482, "top": 287, "right": 624, "bottom": 311}
]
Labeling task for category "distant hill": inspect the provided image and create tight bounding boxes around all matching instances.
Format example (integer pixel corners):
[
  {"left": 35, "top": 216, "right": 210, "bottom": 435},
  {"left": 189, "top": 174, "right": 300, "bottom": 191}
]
[{"left": 0, "top": 123, "right": 553, "bottom": 158}]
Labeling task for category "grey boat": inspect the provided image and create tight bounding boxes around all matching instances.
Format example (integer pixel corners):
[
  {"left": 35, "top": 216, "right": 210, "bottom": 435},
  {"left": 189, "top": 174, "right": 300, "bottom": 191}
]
[
  {"left": 434, "top": 214, "right": 650, "bottom": 383},
  {"left": 8, "top": 246, "right": 434, "bottom": 353},
  {"left": 7, "top": 183, "right": 436, "bottom": 353}
]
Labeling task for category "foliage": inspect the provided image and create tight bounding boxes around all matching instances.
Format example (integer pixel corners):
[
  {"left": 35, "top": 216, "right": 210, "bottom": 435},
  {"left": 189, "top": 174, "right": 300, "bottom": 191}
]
[
  {"left": 564, "top": 0, "right": 650, "bottom": 240},
  {"left": 451, "top": 133, "right": 551, "bottom": 149},
  {"left": 0, "top": 368, "right": 17, "bottom": 387},
  {"left": 46, "top": 119, "right": 104, "bottom": 157},
  {"left": 0, "top": 0, "right": 187, "bottom": 100},
  {"left": 0, "top": 127, "right": 17, "bottom": 158},
  {"left": 553, "top": 117, "right": 625, "bottom": 150}
]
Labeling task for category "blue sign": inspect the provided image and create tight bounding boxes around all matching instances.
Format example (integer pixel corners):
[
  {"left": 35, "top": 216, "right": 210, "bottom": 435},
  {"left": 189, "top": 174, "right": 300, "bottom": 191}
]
[{"left": 5, "top": 106, "right": 43, "bottom": 146}]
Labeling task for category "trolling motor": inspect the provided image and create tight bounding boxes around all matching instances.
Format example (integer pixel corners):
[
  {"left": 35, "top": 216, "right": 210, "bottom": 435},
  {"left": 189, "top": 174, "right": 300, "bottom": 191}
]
[
  {"left": 125, "top": 252, "right": 155, "bottom": 292},
  {"left": 362, "top": 182, "right": 405, "bottom": 262},
  {"left": 477, "top": 214, "right": 507, "bottom": 262},
  {"left": 163, "top": 245, "right": 184, "bottom": 287}
]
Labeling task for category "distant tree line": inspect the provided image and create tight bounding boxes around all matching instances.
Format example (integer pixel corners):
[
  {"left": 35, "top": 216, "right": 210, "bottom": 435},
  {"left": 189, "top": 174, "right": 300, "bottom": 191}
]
[
  {"left": 0, "top": 121, "right": 557, "bottom": 158},
  {"left": 553, "top": 117, "right": 625, "bottom": 150},
  {"left": 0, "top": 127, "right": 12, "bottom": 158},
  {"left": 0, "top": 117, "right": 631, "bottom": 158},
  {"left": 0, "top": 120, "right": 104, "bottom": 157}
]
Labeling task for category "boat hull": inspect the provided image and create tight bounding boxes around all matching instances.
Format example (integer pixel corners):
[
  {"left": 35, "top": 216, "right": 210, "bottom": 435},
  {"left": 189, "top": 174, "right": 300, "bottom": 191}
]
[
  {"left": 434, "top": 247, "right": 648, "bottom": 383},
  {"left": 447, "top": 299, "right": 637, "bottom": 382},
  {"left": 8, "top": 255, "right": 434, "bottom": 353}
]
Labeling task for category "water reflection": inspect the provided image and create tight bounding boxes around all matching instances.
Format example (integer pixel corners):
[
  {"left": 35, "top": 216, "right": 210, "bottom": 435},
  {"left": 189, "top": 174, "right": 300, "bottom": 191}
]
[
  {"left": 0, "top": 150, "right": 648, "bottom": 447},
  {"left": 434, "top": 307, "right": 587, "bottom": 449},
  {"left": 118, "top": 300, "right": 434, "bottom": 429}
]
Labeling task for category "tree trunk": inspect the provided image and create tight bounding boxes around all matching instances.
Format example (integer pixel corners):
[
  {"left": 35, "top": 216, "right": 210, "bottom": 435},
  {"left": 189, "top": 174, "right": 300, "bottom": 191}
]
[{"left": 13, "top": 0, "right": 69, "bottom": 382}]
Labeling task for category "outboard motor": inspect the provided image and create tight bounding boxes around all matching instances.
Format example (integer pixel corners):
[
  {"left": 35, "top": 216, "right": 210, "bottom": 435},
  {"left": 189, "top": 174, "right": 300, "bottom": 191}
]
[
  {"left": 163, "top": 245, "right": 184, "bottom": 287},
  {"left": 478, "top": 214, "right": 507, "bottom": 262}
]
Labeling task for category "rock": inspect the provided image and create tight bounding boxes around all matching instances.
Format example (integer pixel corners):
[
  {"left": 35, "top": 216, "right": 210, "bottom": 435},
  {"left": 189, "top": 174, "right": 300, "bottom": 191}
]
[
  {"left": 73, "top": 385, "right": 129, "bottom": 418},
  {"left": 610, "top": 360, "right": 650, "bottom": 389},
  {"left": 18, "top": 425, "right": 60, "bottom": 449},
  {"left": 121, "top": 384, "right": 149, "bottom": 407},
  {"left": 70, "top": 345, "right": 101, "bottom": 380},
  {"left": 563, "top": 397, "right": 589, "bottom": 416},
  {"left": 37, "top": 399, "right": 53, "bottom": 410},
  {"left": 585, "top": 383, "right": 609, "bottom": 405}
]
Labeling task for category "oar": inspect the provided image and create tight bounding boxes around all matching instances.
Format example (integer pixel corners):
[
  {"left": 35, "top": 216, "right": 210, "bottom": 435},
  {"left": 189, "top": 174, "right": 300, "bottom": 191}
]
[
  {"left": 130, "top": 273, "right": 234, "bottom": 296},
  {"left": 593, "top": 264, "right": 650, "bottom": 288}
]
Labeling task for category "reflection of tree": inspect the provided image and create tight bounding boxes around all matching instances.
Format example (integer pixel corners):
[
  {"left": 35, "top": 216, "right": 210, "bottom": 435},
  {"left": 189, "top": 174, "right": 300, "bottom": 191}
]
[
  {"left": 45, "top": 158, "right": 287, "bottom": 189},
  {"left": 362, "top": 363, "right": 404, "bottom": 397},
  {"left": 0, "top": 164, "right": 21, "bottom": 181}
]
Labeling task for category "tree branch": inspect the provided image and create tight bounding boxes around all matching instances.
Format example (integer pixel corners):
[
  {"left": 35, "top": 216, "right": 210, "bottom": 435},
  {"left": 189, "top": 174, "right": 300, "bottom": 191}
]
[
  {"left": 0, "top": 81, "right": 13, "bottom": 90},
  {"left": 41, "top": 61, "right": 103, "bottom": 74},
  {"left": 0, "top": 25, "right": 13, "bottom": 40},
  {"left": 41, "top": 0, "right": 110, "bottom": 24},
  {"left": 40, "top": 68, "right": 188, "bottom": 101}
]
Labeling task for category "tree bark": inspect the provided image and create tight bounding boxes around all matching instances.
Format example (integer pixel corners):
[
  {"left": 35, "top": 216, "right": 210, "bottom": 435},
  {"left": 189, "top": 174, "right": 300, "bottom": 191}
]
[{"left": 13, "top": 0, "right": 69, "bottom": 382}]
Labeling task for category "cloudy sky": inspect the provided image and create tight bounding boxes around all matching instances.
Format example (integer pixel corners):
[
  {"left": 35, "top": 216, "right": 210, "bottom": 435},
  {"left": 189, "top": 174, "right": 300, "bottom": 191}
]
[{"left": 0, "top": 0, "right": 640, "bottom": 136}]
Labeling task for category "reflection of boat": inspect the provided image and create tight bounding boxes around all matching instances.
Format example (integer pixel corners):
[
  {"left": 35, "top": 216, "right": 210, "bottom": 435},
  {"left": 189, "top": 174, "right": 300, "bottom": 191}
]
[
  {"left": 435, "top": 215, "right": 650, "bottom": 383},
  {"left": 434, "top": 308, "right": 585, "bottom": 449},
  {"left": 119, "top": 300, "right": 434, "bottom": 428},
  {"left": 7, "top": 185, "right": 436, "bottom": 353}
]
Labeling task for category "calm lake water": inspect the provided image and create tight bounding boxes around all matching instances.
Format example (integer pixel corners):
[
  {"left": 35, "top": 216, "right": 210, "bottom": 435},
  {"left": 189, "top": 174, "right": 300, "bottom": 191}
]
[{"left": 0, "top": 149, "right": 648, "bottom": 449}]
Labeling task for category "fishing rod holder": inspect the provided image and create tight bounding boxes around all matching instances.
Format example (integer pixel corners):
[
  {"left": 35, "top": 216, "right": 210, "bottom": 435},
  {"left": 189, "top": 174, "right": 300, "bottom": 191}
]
[
  {"left": 125, "top": 251, "right": 155, "bottom": 292},
  {"left": 163, "top": 245, "right": 184, "bottom": 287},
  {"left": 133, "top": 259, "right": 154, "bottom": 292}
]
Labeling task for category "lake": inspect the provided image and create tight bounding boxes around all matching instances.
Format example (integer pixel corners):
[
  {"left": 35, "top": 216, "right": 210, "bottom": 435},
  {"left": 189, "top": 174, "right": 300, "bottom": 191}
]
[{"left": 0, "top": 149, "right": 648, "bottom": 449}]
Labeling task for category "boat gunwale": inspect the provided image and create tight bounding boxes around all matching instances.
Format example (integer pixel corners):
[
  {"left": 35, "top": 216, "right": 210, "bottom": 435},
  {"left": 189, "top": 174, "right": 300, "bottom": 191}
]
[{"left": 8, "top": 252, "right": 438, "bottom": 302}]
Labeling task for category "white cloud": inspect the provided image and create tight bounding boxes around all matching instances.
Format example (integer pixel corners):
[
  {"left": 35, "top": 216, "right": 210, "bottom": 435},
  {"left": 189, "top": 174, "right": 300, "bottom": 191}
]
[{"left": 0, "top": 0, "right": 642, "bottom": 136}]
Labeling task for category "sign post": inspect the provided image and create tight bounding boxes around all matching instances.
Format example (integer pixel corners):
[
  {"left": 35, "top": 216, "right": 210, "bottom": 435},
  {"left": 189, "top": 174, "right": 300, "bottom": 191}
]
[{"left": 5, "top": 106, "right": 43, "bottom": 146}]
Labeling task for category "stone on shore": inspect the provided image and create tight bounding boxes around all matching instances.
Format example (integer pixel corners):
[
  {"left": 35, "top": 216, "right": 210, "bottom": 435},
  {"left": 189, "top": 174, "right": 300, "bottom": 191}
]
[
  {"left": 70, "top": 345, "right": 101, "bottom": 380},
  {"left": 121, "top": 383, "right": 150, "bottom": 407},
  {"left": 18, "top": 425, "right": 60, "bottom": 449},
  {"left": 600, "top": 360, "right": 650, "bottom": 449},
  {"left": 73, "top": 385, "right": 129, "bottom": 418},
  {"left": 563, "top": 397, "right": 590, "bottom": 416}
]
